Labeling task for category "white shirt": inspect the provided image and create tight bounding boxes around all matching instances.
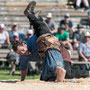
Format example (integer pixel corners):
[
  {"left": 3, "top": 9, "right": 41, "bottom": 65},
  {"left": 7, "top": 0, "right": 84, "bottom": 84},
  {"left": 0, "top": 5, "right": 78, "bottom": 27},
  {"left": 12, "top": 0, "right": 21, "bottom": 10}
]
[{"left": 0, "top": 31, "right": 8, "bottom": 44}]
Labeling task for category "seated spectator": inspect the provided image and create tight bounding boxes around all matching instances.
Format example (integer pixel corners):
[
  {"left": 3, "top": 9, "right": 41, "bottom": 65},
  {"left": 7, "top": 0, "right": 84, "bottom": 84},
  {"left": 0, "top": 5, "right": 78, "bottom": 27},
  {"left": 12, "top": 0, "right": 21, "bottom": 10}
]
[
  {"left": 0, "top": 24, "right": 10, "bottom": 48},
  {"left": 78, "top": 31, "right": 90, "bottom": 62},
  {"left": 72, "top": 24, "right": 83, "bottom": 49},
  {"left": 45, "top": 13, "right": 57, "bottom": 34},
  {"left": 75, "top": 0, "right": 90, "bottom": 10},
  {"left": 55, "top": 25, "right": 73, "bottom": 50},
  {"left": 7, "top": 32, "right": 19, "bottom": 75},
  {"left": 9, "top": 23, "right": 25, "bottom": 44},
  {"left": 60, "top": 14, "right": 74, "bottom": 39}
]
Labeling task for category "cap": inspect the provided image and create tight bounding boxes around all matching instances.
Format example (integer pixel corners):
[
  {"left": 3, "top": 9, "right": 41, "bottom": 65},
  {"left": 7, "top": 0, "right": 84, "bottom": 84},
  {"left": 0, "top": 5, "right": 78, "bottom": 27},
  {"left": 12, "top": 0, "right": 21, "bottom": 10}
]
[
  {"left": 76, "top": 24, "right": 83, "bottom": 28},
  {"left": 82, "top": 31, "right": 90, "bottom": 37},
  {"left": 46, "top": 13, "right": 52, "bottom": 18},
  {"left": 27, "top": 29, "right": 34, "bottom": 35},
  {"left": 0, "top": 24, "right": 5, "bottom": 30},
  {"left": 59, "top": 25, "right": 65, "bottom": 29},
  {"left": 13, "top": 32, "right": 19, "bottom": 37},
  {"left": 64, "top": 14, "right": 70, "bottom": 18}
]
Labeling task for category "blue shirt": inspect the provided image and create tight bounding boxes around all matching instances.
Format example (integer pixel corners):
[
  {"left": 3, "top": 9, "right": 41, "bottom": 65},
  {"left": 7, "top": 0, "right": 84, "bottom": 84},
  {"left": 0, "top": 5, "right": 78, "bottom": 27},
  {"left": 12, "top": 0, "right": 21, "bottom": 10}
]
[
  {"left": 78, "top": 41, "right": 90, "bottom": 57},
  {"left": 25, "top": 35, "right": 38, "bottom": 54},
  {"left": 60, "top": 20, "right": 73, "bottom": 28}
]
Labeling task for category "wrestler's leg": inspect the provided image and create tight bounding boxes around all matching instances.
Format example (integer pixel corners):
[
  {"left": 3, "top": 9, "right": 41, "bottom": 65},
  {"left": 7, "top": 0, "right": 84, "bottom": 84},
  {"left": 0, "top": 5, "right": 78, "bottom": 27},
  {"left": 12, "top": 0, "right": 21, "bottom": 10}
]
[
  {"left": 24, "top": 1, "right": 51, "bottom": 37},
  {"left": 55, "top": 66, "right": 66, "bottom": 82}
]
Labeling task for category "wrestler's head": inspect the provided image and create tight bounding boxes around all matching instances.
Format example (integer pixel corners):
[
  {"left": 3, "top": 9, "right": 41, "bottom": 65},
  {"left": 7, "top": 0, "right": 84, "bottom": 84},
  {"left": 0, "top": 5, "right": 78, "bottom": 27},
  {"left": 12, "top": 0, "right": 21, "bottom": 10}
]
[{"left": 12, "top": 41, "right": 30, "bottom": 55}]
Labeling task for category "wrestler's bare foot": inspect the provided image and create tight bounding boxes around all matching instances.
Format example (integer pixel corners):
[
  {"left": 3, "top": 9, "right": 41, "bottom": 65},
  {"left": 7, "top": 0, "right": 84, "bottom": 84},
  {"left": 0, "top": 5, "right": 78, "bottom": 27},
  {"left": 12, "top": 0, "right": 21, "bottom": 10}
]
[{"left": 55, "top": 66, "right": 66, "bottom": 82}]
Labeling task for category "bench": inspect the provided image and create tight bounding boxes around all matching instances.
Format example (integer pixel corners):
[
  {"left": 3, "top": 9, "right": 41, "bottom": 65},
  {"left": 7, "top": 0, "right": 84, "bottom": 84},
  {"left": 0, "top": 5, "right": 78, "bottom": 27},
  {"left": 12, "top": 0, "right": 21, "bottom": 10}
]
[
  {"left": 0, "top": 49, "right": 10, "bottom": 67},
  {"left": 6, "top": 1, "right": 74, "bottom": 8},
  {"left": 71, "top": 50, "right": 90, "bottom": 65}
]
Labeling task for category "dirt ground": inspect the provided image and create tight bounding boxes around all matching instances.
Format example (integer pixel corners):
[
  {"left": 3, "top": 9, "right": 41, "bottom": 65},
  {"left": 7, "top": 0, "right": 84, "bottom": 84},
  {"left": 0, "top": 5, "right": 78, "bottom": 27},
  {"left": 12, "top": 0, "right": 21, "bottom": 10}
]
[{"left": 0, "top": 78, "right": 90, "bottom": 90}]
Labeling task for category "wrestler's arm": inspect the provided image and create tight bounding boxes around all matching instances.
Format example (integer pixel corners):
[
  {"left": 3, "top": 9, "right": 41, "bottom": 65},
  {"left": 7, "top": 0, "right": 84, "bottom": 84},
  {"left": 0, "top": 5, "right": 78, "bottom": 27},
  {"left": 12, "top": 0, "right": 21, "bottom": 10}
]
[{"left": 21, "top": 69, "right": 28, "bottom": 81}]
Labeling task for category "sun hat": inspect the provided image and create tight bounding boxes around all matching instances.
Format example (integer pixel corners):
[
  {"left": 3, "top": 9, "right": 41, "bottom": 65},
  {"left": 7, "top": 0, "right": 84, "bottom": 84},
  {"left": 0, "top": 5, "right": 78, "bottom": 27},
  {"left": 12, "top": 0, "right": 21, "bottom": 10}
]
[
  {"left": 46, "top": 13, "right": 52, "bottom": 18},
  {"left": 82, "top": 31, "right": 90, "bottom": 38}
]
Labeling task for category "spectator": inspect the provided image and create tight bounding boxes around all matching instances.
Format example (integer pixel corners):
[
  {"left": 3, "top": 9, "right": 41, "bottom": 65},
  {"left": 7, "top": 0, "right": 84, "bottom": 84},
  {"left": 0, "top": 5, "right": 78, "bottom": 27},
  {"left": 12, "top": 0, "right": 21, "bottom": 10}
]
[
  {"left": 72, "top": 24, "right": 83, "bottom": 49},
  {"left": 45, "top": 13, "right": 57, "bottom": 34},
  {"left": 25, "top": 29, "right": 34, "bottom": 40},
  {"left": 75, "top": 0, "right": 90, "bottom": 10},
  {"left": 9, "top": 23, "right": 25, "bottom": 44},
  {"left": 0, "top": 24, "right": 10, "bottom": 48},
  {"left": 78, "top": 31, "right": 90, "bottom": 62},
  {"left": 55, "top": 25, "right": 73, "bottom": 50},
  {"left": 7, "top": 32, "right": 19, "bottom": 75},
  {"left": 60, "top": 14, "right": 74, "bottom": 39}
]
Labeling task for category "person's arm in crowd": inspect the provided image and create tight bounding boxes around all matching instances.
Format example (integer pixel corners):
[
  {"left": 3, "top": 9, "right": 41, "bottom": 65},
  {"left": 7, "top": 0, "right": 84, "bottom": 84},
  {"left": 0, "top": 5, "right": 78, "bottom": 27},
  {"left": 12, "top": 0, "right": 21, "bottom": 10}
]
[
  {"left": 6, "top": 32, "right": 11, "bottom": 46},
  {"left": 79, "top": 51, "right": 88, "bottom": 62},
  {"left": 21, "top": 69, "right": 28, "bottom": 81},
  {"left": 61, "top": 38, "right": 69, "bottom": 45},
  {"left": 70, "top": 21, "right": 75, "bottom": 32},
  {"left": 61, "top": 32, "right": 70, "bottom": 45},
  {"left": 50, "top": 28, "right": 57, "bottom": 34},
  {"left": 61, "top": 38, "right": 73, "bottom": 50},
  {"left": 73, "top": 38, "right": 80, "bottom": 44},
  {"left": 66, "top": 38, "right": 73, "bottom": 50},
  {"left": 78, "top": 43, "right": 88, "bottom": 62}
]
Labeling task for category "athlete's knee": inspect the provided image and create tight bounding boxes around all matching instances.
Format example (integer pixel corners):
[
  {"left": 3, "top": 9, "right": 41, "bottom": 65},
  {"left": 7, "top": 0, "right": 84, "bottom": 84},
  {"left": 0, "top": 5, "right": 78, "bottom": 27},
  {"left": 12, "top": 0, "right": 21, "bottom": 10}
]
[{"left": 56, "top": 66, "right": 66, "bottom": 75}]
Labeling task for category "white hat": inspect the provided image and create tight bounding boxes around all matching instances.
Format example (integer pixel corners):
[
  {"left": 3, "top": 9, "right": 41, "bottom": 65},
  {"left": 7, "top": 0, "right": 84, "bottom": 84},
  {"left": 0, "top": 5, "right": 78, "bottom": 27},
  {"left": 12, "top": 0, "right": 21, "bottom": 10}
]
[
  {"left": 27, "top": 29, "right": 34, "bottom": 35},
  {"left": 0, "top": 24, "right": 5, "bottom": 30},
  {"left": 46, "top": 13, "right": 52, "bottom": 18},
  {"left": 82, "top": 31, "right": 90, "bottom": 37},
  {"left": 13, "top": 32, "right": 19, "bottom": 37},
  {"left": 64, "top": 13, "right": 70, "bottom": 18}
]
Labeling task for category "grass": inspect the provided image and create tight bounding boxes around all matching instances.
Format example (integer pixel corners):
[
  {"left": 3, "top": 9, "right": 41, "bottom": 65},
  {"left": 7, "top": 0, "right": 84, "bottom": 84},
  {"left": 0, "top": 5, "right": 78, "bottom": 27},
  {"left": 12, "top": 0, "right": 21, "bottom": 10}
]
[{"left": 0, "top": 67, "right": 40, "bottom": 80}]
